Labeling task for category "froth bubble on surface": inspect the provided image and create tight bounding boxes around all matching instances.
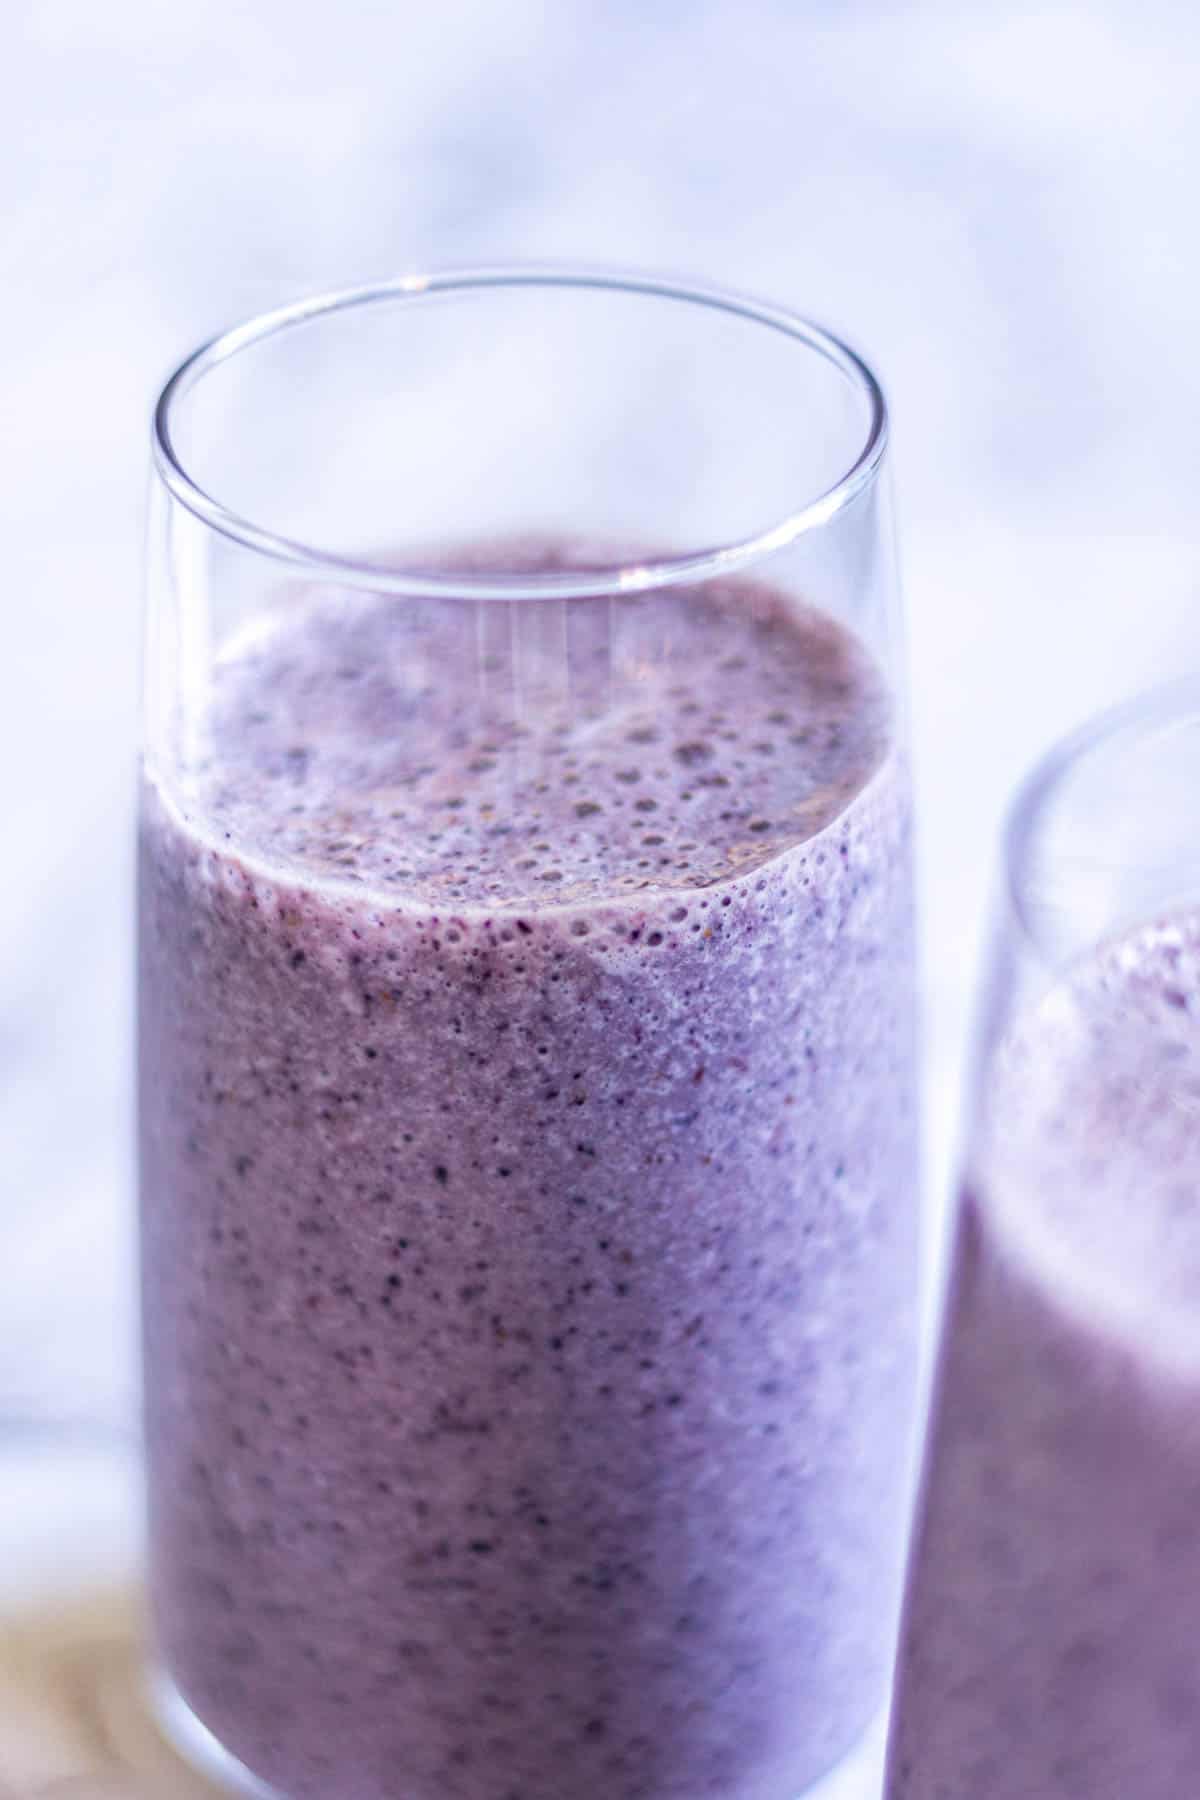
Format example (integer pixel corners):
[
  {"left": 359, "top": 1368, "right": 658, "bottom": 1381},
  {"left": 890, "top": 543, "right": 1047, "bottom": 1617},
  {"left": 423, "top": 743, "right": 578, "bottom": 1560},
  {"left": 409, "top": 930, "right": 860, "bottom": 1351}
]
[{"left": 176, "top": 552, "right": 890, "bottom": 912}]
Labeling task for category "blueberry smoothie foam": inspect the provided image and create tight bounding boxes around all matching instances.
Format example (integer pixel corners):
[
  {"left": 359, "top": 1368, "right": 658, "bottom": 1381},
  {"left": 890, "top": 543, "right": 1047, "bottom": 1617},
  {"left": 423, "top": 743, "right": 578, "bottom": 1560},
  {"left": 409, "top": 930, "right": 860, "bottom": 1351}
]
[
  {"left": 139, "top": 548, "right": 919, "bottom": 1800},
  {"left": 887, "top": 915, "right": 1200, "bottom": 1800}
]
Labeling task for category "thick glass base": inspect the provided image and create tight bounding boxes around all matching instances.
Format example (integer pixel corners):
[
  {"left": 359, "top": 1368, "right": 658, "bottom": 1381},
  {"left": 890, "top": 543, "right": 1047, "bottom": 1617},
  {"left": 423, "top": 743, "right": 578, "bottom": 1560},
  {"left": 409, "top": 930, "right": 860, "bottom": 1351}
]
[
  {"left": 804, "top": 1705, "right": 888, "bottom": 1799},
  {"left": 152, "top": 1670, "right": 887, "bottom": 1800},
  {"left": 151, "top": 1669, "right": 283, "bottom": 1797}
]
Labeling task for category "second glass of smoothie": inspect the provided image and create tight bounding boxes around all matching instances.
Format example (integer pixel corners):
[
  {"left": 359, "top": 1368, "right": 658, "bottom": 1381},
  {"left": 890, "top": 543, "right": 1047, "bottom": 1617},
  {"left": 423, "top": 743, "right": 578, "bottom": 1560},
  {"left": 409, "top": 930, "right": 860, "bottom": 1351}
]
[
  {"left": 887, "top": 683, "right": 1200, "bottom": 1800},
  {"left": 139, "top": 270, "right": 921, "bottom": 1800}
]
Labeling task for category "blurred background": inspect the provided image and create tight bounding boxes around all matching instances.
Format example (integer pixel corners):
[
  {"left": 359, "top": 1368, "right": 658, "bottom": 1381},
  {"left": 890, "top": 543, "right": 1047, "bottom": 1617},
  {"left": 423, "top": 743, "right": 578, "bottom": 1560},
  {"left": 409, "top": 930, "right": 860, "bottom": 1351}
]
[{"left": 4, "top": 0, "right": 1199, "bottom": 1438}]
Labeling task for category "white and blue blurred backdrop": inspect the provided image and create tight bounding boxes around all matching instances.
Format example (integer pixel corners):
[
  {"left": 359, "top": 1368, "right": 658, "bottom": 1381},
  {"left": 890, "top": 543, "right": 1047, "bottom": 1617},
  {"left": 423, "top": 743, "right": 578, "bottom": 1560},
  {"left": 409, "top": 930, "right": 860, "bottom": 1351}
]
[{"left": 4, "top": 0, "right": 1199, "bottom": 1427}]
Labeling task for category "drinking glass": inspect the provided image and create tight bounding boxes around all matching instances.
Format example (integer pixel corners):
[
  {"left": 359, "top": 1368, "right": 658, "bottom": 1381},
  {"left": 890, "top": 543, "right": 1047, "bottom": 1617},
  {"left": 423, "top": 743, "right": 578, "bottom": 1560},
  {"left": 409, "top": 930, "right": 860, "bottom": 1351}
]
[
  {"left": 887, "top": 680, "right": 1200, "bottom": 1800},
  {"left": 140, "top": 267, "right": 921, "bottom": 1800}
]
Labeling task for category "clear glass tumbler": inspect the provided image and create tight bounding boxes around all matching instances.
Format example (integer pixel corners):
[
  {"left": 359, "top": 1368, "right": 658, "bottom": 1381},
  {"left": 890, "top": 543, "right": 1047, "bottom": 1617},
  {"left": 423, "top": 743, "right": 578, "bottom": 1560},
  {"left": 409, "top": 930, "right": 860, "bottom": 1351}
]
[
  {"left": 887, "top": 681, "right": 1200, "bottom": 1800},
  {"left": 139, "top": 268, "right": 921, "bottom": 1800}
]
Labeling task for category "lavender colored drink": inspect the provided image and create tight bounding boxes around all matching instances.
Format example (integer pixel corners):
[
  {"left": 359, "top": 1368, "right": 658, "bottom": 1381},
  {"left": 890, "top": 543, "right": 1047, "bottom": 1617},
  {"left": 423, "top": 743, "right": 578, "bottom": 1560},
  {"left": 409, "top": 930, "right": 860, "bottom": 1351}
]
[
  {"left": 888, "top": 914, "right": 1200, "bottom": 1800},
  {"left": 139, "top": 553, "right": 919, "bottom": 1800}
]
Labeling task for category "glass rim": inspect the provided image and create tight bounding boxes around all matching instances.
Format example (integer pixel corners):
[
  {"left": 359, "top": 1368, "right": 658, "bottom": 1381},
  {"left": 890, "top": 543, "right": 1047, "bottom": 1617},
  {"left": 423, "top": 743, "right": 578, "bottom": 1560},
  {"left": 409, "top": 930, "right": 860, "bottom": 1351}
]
[
  {"left": 1005, "top": 674, "right": 1200, "bottom": 957},
  {"left": 151, "top": 263, "right": 889, "bottom": 601}
]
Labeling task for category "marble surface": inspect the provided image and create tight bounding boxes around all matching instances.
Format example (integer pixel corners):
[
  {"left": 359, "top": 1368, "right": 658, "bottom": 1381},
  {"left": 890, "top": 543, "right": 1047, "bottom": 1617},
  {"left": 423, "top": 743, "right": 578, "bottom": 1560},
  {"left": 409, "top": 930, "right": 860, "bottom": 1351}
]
[{"left": 3, "top": 0, "right": 1200, "bottom": 1789}]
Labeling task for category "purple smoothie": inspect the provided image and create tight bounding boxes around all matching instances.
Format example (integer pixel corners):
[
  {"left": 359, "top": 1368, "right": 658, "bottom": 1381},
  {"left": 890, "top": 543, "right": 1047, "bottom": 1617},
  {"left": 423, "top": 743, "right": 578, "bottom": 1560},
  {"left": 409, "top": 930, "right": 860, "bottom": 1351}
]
[
  {"left": 139, "top": 552, "right": 919, "bottom": 1800},
  {"left": 887, "top": 915, "right": 1200, "bottom": 1800}
]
